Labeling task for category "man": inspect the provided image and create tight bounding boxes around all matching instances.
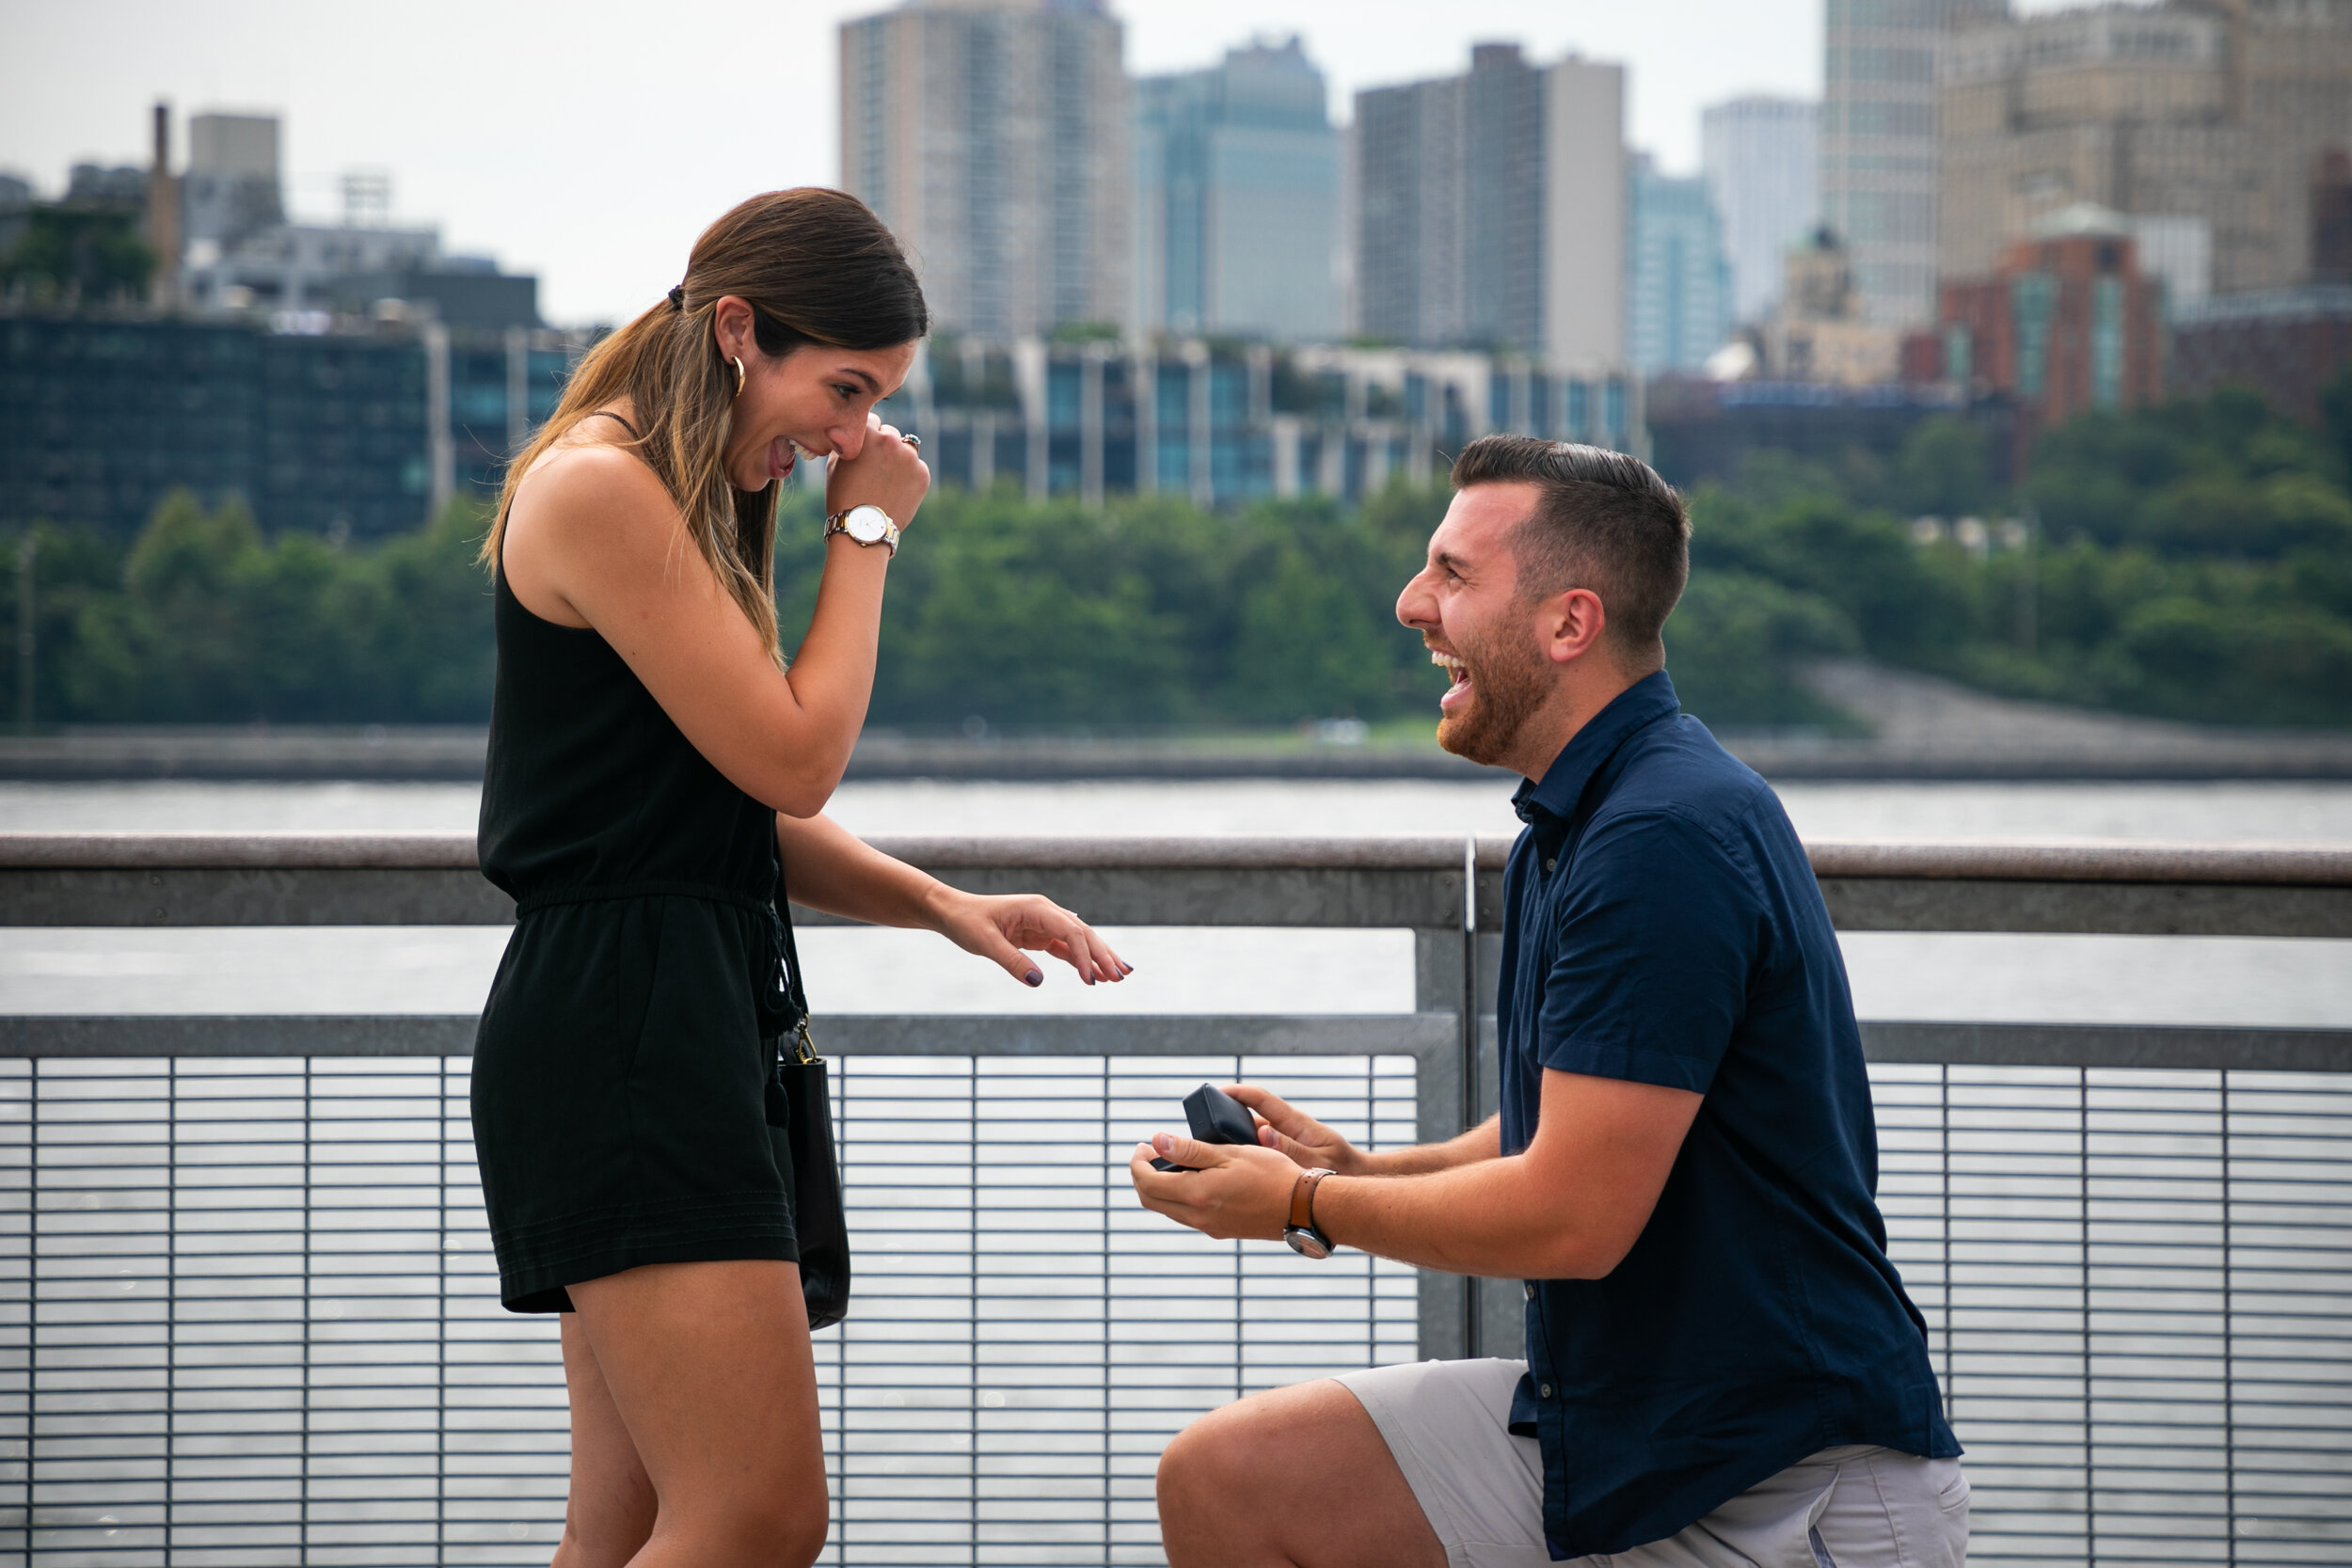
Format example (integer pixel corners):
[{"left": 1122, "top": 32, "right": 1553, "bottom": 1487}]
[{"left": 1130, "top": 436, "right": 1963, "bottom": 1568}]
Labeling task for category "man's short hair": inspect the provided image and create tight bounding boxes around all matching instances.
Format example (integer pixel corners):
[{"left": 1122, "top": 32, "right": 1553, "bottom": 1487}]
[{"left": 1449, "top": 436, "right": 1691, "bottom": 669}]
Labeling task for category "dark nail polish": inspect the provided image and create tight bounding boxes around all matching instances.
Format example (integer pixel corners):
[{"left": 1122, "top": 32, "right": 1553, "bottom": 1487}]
[{"left": 1025, "top": 969, "right": 1043, "bottom": 987}]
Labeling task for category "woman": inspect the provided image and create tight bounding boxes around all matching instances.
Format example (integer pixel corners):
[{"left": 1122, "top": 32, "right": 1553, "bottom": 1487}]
[{"left": 472, "top": 188, "right": 1129, "bottom": 1568}]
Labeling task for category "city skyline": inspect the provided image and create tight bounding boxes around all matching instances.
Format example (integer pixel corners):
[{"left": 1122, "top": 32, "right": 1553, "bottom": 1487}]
[{"left": 6, "top": 0, "right": 1835, "bottom": 325}]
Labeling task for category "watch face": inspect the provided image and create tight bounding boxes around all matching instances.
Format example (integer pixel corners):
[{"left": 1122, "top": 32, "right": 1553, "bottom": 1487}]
[
  {"left": 1283, "top": 1227, "right": 1332, "bottom": 1261},
  {"left": 844, "top": 505, "right": 891, "bottom": 544}
]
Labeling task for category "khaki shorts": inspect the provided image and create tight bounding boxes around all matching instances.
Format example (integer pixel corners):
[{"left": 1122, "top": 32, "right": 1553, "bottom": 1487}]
[{"left": 1333, "top": 1359, "right": 1969, "bottom": 1568}]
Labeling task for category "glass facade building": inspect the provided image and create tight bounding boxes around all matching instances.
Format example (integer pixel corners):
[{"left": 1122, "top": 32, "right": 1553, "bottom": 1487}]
[
  {"left": 0, "top": 314, "right": 590, "bottom": 540},
  {"left": 1132, "top": 38, "right": 1341, "bottom": 341},
  {"left": 1701, "top": 97, "right": 1820, "bottom": 326},
  {"left": 876, "top": 336, "right": 1643, "bottom": 512},
  {"left": 1820, "top": 0, "right": 2003, "bottom": 328},
  {"left": 1628, "top": 159, "right": 1733, "bottom": 375}
]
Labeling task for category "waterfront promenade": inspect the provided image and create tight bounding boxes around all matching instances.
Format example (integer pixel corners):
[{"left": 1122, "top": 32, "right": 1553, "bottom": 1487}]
[{"left": 5, "top": 662, "right": 2352, "bottom": 784}]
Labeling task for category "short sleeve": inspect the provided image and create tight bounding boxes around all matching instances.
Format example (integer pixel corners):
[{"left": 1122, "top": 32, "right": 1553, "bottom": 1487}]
[{"left": 1535, "top": 811, "right": 1762, "bottom": 1094}]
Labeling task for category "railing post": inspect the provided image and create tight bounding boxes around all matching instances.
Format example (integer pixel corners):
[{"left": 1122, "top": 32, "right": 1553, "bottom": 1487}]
[{"left": 1413, "top": 923, "right": 1469, "bottom": 1360}]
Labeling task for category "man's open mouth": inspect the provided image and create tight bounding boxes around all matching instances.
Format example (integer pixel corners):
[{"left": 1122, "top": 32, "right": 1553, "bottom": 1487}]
[{"left": 1431, "top": 648, "right": 1472, "bottom": 709}]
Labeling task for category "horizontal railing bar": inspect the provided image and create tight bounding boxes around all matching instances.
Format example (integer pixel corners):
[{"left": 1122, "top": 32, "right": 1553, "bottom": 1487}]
[
  {"left": 0, "top": 1013, "right": 1460, "bottom": 1061},
  {"left": 4, "top": 833, "right": 2349, "bottom": 886},
  {"left": 0, "top": 1015, "right": 2342, "bottom": 1071},
  {"left": 2, "top": 833, "right": 2347, "bottom": 936},
  {"left": 1860, "top": 1022, "right": 2352, "bottom": 1073}
]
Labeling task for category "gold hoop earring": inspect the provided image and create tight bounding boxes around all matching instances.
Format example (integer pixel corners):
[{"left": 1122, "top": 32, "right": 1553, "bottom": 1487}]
[{"left": 731, "top": 356, "right": 746, "bottom": 398}]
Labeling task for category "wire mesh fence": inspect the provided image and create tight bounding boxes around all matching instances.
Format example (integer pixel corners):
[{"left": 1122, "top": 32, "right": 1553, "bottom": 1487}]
[
  {"left": 0, "top": 1053, "right": 2344, "bottom": 1565},
  {"left": 0, "top": 1052, "right": 1423, "bottom": 1565}
]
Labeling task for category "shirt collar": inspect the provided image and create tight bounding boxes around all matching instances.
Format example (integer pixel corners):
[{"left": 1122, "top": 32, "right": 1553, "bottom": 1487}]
[{"left": 1510, "top": 670, "right": 1681, "bottom": 827}]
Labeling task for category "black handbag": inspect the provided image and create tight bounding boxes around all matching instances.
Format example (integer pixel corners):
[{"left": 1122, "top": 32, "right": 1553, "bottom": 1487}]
[{"left": 766, "top": 888, "right": 851, "bottom": 1331}]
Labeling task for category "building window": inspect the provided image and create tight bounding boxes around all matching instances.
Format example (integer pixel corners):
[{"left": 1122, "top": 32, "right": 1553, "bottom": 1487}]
[
  {"left": 2011, "top": 272, "right": 2056, "bottom": 402},
  {"left": 2091, "top": 277, "right": 2124, "bottom": 409}
]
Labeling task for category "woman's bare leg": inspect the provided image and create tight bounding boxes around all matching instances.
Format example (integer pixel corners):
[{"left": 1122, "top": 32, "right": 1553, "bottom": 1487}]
[
  {"left": 565, "top": 1259, "right": 830, "bottom": 1568},
  {"left": 551, "top": 1312, "right": 659, "bottom": 1568}
]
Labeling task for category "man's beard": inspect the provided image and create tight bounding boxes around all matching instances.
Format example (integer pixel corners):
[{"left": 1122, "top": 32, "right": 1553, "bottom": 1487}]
[{"left": 1436, "top": 628, "right": 1549, "bottom": 768}]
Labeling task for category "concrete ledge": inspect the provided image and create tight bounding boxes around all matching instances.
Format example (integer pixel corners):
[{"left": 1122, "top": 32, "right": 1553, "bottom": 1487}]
[
  {"left": 3, "top": 832, "right": 2347, "bottom": 883},
  {"left": 2, "top": 833, "right": 2347, "bottom": 935}
]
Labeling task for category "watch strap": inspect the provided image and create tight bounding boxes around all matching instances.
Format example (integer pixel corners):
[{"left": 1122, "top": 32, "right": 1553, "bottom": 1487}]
[{"left": 1289, "top": 1167, "right": 1333, "bottom": 1237}]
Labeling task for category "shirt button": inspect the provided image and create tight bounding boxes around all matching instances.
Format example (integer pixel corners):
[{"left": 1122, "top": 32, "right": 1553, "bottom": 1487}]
[
  {"left": 1544, "top": 858, "right": 1556, "bottom": 872},
  {"left": 1539, "top": 1383, "right": 1554, "bottom": 1399}
]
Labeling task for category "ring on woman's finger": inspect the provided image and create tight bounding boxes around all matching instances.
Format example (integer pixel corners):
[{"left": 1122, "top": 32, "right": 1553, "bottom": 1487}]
[{"left": 902, "top": 434, "right": 922, "bottom": 451}]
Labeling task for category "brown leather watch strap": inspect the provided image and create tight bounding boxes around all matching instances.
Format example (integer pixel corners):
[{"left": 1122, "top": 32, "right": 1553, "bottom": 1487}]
[{"left": 1290, "top": 1167, "right": 1333, "bottom": 1231}]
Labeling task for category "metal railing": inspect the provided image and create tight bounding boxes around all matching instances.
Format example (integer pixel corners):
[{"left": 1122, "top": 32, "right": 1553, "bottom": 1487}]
[{"left": 0, "top": 833, "right": 2347, "bottom": 1565}]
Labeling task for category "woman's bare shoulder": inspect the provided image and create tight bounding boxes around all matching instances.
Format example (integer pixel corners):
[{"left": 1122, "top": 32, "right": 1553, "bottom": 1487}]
[
  {"left": 503, "top": 423, "right": 697, "bottom": 626},
  {"left": 510, "top": 426, "right": 678, "bottom": 546}
]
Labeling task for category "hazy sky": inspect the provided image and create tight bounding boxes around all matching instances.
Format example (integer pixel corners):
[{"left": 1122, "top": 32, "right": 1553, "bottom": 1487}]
[{"left": 0, "top": 0, "right": 1840, "bottom": 324}]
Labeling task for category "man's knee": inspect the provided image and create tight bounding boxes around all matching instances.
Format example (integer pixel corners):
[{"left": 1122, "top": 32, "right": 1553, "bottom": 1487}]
[
  {"left": 1159, "top": 1382, "right": 1336, "bottom": 1513},
  {"left": 1159, "top": 1402, "right": 1243, "bottom": 1508}
]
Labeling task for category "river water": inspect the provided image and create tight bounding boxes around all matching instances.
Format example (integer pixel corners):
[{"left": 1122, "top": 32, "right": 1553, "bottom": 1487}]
[{"left": 0, "top": 778, "right": 2345, "bottom": 1028}]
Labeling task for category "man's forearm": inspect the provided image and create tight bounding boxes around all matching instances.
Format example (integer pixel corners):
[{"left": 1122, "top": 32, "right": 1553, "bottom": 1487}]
[
  {"left": 1359, "top": 1116, "right": 1501, "bottom": 1177},
  {"left": 1311, "top": 1155, "right": 1594, "bottom": 1280}
]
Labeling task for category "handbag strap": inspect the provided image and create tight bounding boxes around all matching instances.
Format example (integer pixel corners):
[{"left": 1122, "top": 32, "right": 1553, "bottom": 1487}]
[{"left": 773, "top": 881, "right": 820, "bottom": 1066}]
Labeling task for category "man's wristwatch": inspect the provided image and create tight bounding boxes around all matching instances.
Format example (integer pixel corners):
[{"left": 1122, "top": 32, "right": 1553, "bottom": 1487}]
[
  {"left": 1284, "top": 1167, "right": 1337, "bottom": 1259},
  {"left": 824, "top": 503, "right": 899, "bottom": 556}
]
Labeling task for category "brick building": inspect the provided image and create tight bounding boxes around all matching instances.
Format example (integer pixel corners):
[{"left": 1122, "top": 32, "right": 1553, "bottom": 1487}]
[
  {"left": 2169, "top": 287, "right": 2352, "bottom": 425},
  {"left": 1937, "top": 206, "right": 2165, "bottom": 467}
]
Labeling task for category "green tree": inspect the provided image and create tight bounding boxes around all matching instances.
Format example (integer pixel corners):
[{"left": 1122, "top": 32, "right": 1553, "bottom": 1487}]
[
  {"left": 1, "top": 207, "right": 155, "bottom": 301},
  {"left": 1884, "top": 416, "right": 1994, "bottom": 518},
  {"left": 1663, "top": 570, "right": 1858, "bottom": 728}
]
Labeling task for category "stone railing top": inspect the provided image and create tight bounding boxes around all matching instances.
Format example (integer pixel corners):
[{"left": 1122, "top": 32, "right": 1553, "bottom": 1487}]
[{"left": 0, "top": 832, "right": 2348, "bottom": 885}]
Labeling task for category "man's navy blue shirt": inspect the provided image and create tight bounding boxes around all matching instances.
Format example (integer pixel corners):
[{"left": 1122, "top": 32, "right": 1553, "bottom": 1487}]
[{"left": 1497, "top": 671, "right": 1957, "bottom": 1560}]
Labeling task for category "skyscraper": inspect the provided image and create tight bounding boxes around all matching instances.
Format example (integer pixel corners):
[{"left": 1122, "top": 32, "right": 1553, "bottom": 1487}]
[
  {"left": 1133, "top": 37, "right": 1341, "bottom": 341},
  {"left": 1939, "top": 0, "right": 2352, "bottom": 304},
  {"left": 839, "top": 0, "right": 1131, "bottom": 341},
  {"left": 1820, "top": 0, "right": 2003, "bottom": 327},
  {"left": 1701, "top": 97, "right": 1820, "bottom": 325},
  {"left": 1628, "top": 155, "right": 1733, "bottom": 374},
  {"left": 1352, "top": 44, "right": 1624, "bottom": 370}
]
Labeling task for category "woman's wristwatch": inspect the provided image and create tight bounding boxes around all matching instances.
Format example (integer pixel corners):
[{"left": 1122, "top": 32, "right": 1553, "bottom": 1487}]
[
  {"left": 1284, "top": 1167, "right": 1337, "bottom": 1259},
  {"left": 825, "top": 503, "right": 899, "bottom": 556}
]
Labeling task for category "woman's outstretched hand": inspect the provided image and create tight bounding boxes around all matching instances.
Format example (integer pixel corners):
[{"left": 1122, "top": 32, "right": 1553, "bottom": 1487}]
[{"left": 925, "top": 887, "right": 1132, "bottom": 989}]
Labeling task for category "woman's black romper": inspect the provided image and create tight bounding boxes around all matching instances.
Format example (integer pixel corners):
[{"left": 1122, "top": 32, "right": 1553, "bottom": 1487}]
[{"left": 471, "top": 520, "right": 799, "bottom": 1312}]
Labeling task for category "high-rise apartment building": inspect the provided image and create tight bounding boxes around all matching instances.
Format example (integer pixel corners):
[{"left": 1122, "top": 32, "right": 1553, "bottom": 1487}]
[
  {"left": 839, "top": 0, "right": 1131, "bottom": 340},
  {"left": 1820, "top": 0, "right": 2003, "bottom": 328},
  {"left": 1628, "top": 156, "right": 1733, "bottom": 374},
  {"left": 1702, "top": 97, "right": 1820, "bottom": 325},
  {"left": 1133, "top": 38, "right": 1341, "bottom": 341},
  {"left": 1353, "top": 45, "right": 1625, "bottom": 371},
  {"left": 1939, "top": 0, "right": 2352, "bottom": 305}
]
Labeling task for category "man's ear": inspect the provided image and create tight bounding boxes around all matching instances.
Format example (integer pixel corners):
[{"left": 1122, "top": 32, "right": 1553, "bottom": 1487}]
[{"left": 1543, "top": 587, "right": 1608, "bottom": 666}]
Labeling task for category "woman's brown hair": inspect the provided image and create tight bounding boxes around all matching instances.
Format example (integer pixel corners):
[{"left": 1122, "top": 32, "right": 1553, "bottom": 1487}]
[{"left": 484, "top": 187, "right": 929, "bottom": 658}]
